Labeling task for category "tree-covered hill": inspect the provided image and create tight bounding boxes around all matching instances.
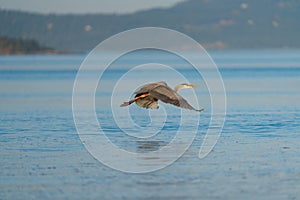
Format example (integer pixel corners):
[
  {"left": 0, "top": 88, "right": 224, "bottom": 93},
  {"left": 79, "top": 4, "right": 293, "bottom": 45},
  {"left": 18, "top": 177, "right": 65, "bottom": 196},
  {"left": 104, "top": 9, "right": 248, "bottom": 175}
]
[
  {"left": 0, "top": 37, "right": 68, "bottom": 54},
  {"left": 1, "top": 0, "right": 299, "bottom": 52},
  {"left": 0, "top": 37, "right": 51, "bottom": 54}
]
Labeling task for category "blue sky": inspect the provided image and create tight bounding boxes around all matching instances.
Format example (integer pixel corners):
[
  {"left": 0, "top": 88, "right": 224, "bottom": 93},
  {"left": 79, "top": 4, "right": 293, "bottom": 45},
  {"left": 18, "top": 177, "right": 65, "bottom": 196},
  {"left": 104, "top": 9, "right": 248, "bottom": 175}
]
[{"left": 0, "top": 0, "right": 186, "bottom": 14}]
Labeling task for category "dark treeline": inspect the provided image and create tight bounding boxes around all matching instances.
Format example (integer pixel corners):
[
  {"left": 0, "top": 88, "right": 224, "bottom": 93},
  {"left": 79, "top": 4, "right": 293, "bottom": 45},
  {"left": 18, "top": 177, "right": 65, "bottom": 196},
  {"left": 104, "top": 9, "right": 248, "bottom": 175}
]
[
  {"left": 1, "top": 0, "right": 300, "bottom": 52},
  {"left": 0, "top": 36, "right": 52, "bottom": 54}
]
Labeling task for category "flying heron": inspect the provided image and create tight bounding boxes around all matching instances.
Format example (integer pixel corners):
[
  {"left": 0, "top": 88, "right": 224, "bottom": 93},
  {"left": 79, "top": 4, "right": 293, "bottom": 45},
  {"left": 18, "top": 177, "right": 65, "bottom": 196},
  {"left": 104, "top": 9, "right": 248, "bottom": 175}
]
[{"left": 120, "top": 81, "right": 204, "bottom": 112}]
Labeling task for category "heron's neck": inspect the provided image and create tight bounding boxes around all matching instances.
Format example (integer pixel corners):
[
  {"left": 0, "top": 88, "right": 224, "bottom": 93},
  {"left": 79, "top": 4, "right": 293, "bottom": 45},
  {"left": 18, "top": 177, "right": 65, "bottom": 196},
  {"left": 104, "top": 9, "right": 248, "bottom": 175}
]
[{"left": 174, "top": 85, "right": 183, "bottom": 93}]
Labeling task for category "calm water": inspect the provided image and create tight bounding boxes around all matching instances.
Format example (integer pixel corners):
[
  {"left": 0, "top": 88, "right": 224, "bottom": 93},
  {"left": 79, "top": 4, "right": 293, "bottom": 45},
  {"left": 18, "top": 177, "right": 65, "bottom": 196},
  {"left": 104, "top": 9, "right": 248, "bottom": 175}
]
[{"left": 1, "top": 50, "right": 300, "bottom": 199}]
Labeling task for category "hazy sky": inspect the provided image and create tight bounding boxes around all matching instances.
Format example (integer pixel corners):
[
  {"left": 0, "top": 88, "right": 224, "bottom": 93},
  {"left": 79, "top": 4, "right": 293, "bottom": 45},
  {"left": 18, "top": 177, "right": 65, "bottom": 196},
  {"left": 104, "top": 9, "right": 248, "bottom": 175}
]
[{"left": 0, "top": 0, "right": 186, "bottom": 14}]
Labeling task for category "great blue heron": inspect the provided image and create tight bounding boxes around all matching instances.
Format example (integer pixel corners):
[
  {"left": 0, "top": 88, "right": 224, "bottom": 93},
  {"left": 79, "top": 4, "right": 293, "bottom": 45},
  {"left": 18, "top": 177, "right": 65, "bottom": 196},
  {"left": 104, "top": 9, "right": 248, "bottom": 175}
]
[{"left": 120, "top": 81, "right": 204, "bottom": 112}]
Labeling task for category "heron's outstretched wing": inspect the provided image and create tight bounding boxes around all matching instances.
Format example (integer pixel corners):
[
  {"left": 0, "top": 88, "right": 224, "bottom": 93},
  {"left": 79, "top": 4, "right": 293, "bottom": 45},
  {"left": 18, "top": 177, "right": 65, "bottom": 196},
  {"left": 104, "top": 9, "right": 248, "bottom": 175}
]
[
  {"left": 135, "top": 96, "right": 159, "bottom": 109},
  {"left": 135, "top": 81, "right": 167, "bottom": 95},
  {"left": 149, "top": 85, "right": 200, "bottom": 111}
]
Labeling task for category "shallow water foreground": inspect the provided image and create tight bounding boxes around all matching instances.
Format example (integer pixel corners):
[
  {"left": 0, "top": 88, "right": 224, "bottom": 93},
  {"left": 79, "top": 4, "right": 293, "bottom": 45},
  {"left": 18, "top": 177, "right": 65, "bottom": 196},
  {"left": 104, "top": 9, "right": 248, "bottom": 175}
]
[{"left": 1, "top": 50, "right": 300, "bottom": 199}]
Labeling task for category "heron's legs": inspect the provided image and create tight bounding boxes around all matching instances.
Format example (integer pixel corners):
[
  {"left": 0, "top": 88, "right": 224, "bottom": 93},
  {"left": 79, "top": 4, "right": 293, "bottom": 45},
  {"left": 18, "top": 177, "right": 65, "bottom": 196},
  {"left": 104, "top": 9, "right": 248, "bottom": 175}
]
[{"left": 120, "top": 93, "right": 150, "bottom": 107}]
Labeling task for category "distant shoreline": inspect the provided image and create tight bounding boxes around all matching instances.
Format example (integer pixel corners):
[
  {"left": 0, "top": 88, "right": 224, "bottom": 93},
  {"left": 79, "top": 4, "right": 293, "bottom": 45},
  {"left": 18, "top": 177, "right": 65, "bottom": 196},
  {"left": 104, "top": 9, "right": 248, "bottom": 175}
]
[
  {"left": 0, "top": 36, "right": 71, "bottom": 55},
  {"left": 2, "top": 2, "right": 300, "bottom": 52},
  {"left": 0, "top": 49, "right": 71, "bottom": 55}
]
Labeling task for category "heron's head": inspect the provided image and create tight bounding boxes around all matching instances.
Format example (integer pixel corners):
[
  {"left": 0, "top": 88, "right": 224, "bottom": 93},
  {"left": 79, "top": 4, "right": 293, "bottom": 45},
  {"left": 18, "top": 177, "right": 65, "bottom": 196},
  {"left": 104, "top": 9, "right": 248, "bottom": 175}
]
[
  {"left": 179, "top": 83, "right": 197, "bottom": 89},
  {"left": 174, "top": 83, "right": 197, "bottom": 92}
]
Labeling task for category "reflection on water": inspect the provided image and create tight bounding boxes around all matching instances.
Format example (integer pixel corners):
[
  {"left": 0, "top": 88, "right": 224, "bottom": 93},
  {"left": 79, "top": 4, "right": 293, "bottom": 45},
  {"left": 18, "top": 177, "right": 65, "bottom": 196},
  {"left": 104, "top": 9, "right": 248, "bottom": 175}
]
[{"left": 136, "top": 140, "right": 167, "bottom": 153}]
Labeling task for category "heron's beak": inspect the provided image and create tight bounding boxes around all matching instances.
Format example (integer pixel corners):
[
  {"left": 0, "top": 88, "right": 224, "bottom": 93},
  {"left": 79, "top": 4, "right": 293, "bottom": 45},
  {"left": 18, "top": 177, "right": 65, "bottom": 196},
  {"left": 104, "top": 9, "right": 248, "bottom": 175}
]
[{"left": 189, "top": 84, "right": 197, "bottom": 88}]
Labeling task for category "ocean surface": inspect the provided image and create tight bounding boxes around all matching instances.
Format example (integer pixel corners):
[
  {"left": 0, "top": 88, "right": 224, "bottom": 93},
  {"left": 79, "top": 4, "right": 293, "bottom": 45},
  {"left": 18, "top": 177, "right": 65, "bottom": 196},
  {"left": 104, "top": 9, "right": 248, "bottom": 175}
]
[{"left": 0, "top": 50, "right": 300, "bottom": 199}]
